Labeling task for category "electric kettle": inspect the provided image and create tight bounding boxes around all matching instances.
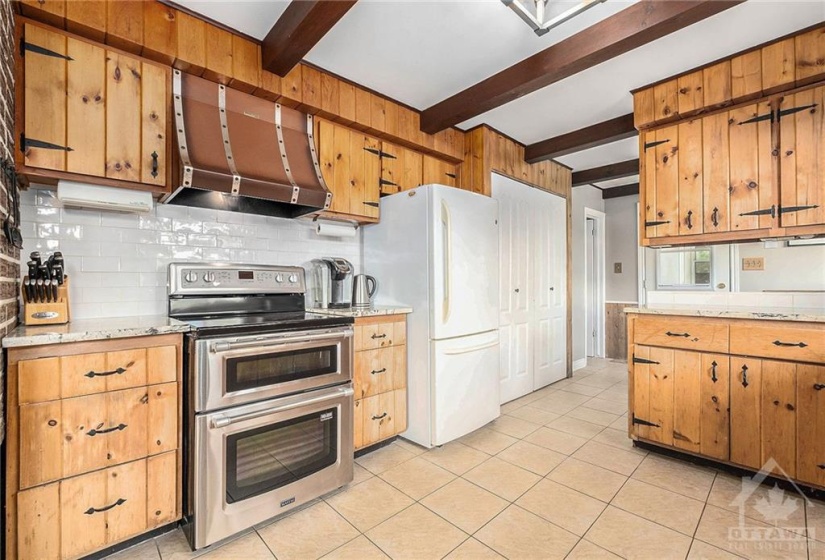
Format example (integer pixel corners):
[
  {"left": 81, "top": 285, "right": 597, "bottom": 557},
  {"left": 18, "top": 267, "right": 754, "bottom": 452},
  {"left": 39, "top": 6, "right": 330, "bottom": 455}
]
[{"left": 352, "top": 274, "right": 377, "bottom": 309}]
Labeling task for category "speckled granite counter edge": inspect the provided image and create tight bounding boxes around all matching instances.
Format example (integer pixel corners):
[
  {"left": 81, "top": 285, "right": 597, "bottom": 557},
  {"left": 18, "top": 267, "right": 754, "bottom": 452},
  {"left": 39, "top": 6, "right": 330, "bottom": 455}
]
[
  {"left": 308, "top": 307, "right": 413, "bottom": 318},
  {"left": 2, "top": 317, "right": 191, "bottom": 348},
  {"left": 624, "top": 306, "right": 825, "bottom": 323}
]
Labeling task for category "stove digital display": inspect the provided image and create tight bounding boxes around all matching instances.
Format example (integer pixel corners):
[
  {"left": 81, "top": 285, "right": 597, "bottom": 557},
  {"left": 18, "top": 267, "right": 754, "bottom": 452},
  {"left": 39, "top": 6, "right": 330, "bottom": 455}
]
[{"left": 238, "top": 271, "right": 254, "bottom": 280}]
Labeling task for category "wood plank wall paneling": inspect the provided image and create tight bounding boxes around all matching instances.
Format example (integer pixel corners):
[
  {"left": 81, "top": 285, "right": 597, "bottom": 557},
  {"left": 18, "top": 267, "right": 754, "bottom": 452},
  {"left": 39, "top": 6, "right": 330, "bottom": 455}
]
[
  {"left": 15, "top": 0, "right": 466, "bottom": 163},
  {"left": 633, "top": 21, "right": 825, "bottom": 130},
  {"left": 606, "top": 303, "right": 629, "bottom": 360}
]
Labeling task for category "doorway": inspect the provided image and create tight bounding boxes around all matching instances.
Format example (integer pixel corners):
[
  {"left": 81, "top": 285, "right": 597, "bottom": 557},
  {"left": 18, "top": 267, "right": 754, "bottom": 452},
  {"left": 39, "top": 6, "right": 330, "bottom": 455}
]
[{"left": 584, "top": 209, "right": 606, "bottom": 361}]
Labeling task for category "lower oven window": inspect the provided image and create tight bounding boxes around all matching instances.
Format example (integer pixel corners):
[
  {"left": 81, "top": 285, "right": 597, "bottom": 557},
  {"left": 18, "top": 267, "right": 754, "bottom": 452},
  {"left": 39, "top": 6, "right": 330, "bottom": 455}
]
[
  {"left": 225, "top": 407, "right": 339, "bottom": 504},
  {"left": 227, "top": 345, "right": 339, "bottom": 393}
]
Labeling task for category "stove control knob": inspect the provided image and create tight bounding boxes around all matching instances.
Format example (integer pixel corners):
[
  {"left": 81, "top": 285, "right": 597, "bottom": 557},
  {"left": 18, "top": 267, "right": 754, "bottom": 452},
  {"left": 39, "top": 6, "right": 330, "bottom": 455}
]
[
  {"left": 184, "top": 271, "right": 198, "bottom": 284},
  {"left": 275, "top": 274, "right": 284, "bottom": 283},
  {"left": 203, "top": 272, "right": 216, "bottom": 283},
  {"left": 288, "top": 274, "right": 299, "bottom": 283}
]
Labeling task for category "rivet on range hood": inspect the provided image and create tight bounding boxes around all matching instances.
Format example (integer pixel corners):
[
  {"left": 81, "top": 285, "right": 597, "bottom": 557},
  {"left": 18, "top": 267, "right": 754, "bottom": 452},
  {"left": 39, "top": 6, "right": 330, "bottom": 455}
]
[{"left": 163, "top": 70, "right": 333, "bottom": 218}]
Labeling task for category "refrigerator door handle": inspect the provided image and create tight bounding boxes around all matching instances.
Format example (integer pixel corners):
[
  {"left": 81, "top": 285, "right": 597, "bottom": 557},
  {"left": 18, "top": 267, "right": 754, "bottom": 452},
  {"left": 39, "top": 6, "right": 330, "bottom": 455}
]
[
  {"left": 441, "top": 199, "right": 452, "bottom": 324},
  {"left": 443, "top": 340, "right": 499, "bottom": 355}
]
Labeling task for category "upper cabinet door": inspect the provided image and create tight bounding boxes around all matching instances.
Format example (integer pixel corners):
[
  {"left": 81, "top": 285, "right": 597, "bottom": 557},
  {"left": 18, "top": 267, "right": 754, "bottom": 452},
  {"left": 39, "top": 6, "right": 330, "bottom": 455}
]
[
  {"left": 422, "top": 155, "right": 459, "bottom": 188},
  {"left": 778, "top": 84, "right": 825, "bottom": 228},
  {"left": 20, "top": 22, "right": 169, "bottom": 191}
]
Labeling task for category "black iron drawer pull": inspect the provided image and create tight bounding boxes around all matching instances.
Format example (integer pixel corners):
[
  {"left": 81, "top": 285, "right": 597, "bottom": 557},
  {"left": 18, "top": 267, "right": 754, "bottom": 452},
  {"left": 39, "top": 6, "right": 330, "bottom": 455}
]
[
  {"left": 818, "top": 464, "right": 825, "bottom": 470},
  {"left": 84, "top": 498, "right": 127, "bottom": 515},
  {"left": 150, "top": 151, "right": 159, "bottom": 178},
  {"left": 814, "top": 384, "right": 825, "bottom": 391},
  {"left": 741, "top": 365, "right": 749, "bottom": 388},
  {"left": 711, "top": 361, "right": 718, "bottom": 383},
  {"left": 84, "top": 367, "right": 127, "bottom": 378},
  {"left": 86, "top": 423, "right": 127, "bottom": 437},
  {"left": 686, "top": 210, "right": 693, "bottom": 230},
  {"left": 371, "top": 368, "right": 387, "bottom": 375},
  {"left": 773, "top": 340, "right": 808, "bottom": 348},
  {"left": 371, "top": 333, "right": 387, "bottom": 339},
  {"left": 372, "top": 413, "right": 387, "bottom": 420},
  {"left": 711, "top": 207, "right": 719, "bottom": 227},
  {"left": 666, "top": 331, "right": 690, "bottom": 338}
]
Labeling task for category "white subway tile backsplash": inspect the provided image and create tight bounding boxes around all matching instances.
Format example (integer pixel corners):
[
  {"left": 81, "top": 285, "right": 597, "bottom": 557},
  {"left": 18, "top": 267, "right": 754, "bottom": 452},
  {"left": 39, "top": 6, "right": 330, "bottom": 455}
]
[{"left": 21, "top": 189, "right": 362, "bottom": 319}]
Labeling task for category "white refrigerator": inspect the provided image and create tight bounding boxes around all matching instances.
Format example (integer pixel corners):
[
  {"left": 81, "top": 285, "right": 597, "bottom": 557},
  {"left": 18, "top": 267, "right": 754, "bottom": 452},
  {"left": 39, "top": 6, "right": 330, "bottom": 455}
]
[{"left": 364, "top": 185, "right": 500, "bottom": 448}]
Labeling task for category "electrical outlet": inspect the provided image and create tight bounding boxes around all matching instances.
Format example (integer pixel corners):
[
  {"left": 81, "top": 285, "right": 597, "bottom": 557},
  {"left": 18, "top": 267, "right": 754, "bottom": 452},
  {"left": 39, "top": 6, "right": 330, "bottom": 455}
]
[
  {"left": 614, "top": 262, "right": 622, "bottom": 274},
  {"left": 742, "top": 257, "right": 764, "bottom": 271}
]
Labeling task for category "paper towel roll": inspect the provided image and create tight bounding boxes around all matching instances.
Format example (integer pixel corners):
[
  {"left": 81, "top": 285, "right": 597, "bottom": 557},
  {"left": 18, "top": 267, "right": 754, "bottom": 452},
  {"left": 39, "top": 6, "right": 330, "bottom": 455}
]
[{"left": 316, "top": 219, "right": 358, "bottom": 238}]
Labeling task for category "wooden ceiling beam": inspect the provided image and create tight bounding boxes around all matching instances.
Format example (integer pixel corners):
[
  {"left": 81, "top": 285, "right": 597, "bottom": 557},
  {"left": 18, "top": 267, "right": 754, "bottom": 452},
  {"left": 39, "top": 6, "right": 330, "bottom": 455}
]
[
  {"left": 572, "top": 159, "right": 638, "bottom": 186},
  {"left": 262, "top": 0, "right": 358, "bottom": 77},
  {"left": 524, "top": 113, "right": 636, "bottom": 163},
  {"left": 602, "top": 183, "right": 640, "bottom": 199},
  {"left": 420, "top": 0, "right": 745, "bottom": 134}
]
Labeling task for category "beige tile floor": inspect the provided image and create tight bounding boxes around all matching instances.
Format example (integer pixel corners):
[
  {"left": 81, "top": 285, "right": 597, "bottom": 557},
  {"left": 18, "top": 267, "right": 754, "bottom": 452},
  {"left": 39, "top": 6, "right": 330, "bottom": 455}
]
[{"left": 109, "top": 358, "right": 825, "bottom": 560}]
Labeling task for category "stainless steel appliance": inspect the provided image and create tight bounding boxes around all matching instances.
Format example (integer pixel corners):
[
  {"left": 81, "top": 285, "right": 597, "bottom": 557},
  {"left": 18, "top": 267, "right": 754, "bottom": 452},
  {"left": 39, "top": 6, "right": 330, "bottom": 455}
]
[
  {"left": 310, "top": 257, "right": 353, "bottom": 309},
  {"left": 352, "top": 274, "right": 377, "bottom": 309},
  {"left": 168, "top": 262, "right": 355, "bottom": 550}
]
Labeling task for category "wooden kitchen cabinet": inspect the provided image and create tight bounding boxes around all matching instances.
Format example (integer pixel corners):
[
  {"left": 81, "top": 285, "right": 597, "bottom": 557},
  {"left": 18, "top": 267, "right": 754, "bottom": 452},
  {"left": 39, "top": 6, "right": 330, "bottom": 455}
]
[
  {"left": 17, "top": 20, "right": 170, "bottom": 193},
  {"left": 628, "top": 313, "right": 825, "bottom": 491},
  {"left": 640, "top": 98, "right": 778, "bottom": 243},
  {"left": 7, "top": 334, "right": 183, "bottom": 560},
  {"left": 422, "top": 154, "right": 459, "bottom": 188},
  {"left": 380, "top": 142, "right": 423, "bottom": 194},
  {"left": 353, "top": 315, "right": 408, "bottom": 451},
  {"left": 778, "top": 84, "right": 825, "bottom": 229},
  {"left": 632, "top": 346, "right": 730, "bottom": 460},
  {"left": 317, "top": 119, "right": 381, "bottom": 222}
]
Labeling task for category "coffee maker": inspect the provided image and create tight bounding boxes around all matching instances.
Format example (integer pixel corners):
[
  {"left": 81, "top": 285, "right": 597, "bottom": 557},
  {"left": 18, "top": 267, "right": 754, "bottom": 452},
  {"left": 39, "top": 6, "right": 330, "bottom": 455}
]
[{"left": 310, "top": 258, "right": 354, "bottom": 309}]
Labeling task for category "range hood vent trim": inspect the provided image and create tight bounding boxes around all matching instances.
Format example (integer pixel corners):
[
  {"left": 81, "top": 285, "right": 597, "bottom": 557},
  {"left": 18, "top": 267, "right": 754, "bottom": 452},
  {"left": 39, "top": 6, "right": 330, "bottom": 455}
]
[{"left": 166, "top": 70, "right": 332, "bottom": 218}]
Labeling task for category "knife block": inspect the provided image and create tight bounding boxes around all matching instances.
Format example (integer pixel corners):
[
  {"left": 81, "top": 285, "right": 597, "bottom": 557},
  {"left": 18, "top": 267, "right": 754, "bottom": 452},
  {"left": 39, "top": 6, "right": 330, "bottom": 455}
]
[{"left": 21, "top": 277, "right": 71, "bottom": 326}]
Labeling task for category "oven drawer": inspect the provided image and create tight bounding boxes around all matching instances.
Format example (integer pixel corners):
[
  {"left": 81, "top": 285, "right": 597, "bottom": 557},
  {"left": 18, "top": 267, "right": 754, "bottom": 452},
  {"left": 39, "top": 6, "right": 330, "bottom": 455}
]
[
  {"left": 354, "top": 318, "right": 406, "bottom": 351},
  {"left": 16, "top": 452, "right": 178, "bottom": 560},
  {"left": 634, "top": 316, "right": 729, "bottom": 353},
  {"left": 356, "top": 389, "right": 407, "bottom": 450},
  {"left": 18, "top": 345, "right": 177, "bottom": 404},
  {"left": 354, "top": 345, "right": 407, "bottom": 399},
  {"left": 730, "top": 323, "right": 825, "bottom": 363},
  {"left": 19, "top": 382, "right": 178, "bottom": 489}
]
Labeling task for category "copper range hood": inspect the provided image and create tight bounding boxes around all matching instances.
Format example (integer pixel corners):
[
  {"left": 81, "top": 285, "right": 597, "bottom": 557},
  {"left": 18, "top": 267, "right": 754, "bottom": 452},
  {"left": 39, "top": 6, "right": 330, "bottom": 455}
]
[{"left": 163, "top": 71, "right": 332, "bottom": 218}]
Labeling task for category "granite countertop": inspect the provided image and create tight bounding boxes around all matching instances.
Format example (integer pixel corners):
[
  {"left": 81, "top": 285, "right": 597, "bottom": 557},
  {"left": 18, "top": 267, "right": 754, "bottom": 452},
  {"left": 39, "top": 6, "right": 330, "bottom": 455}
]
[
  {"left": 309, "top": 306, "right": 413, "bottom": 318},
  {"left": 624, "top": 305, "right": 825, "bottom": 323},
  {"left": 2, "top": 315, "right": 191, "bottom": 348}
]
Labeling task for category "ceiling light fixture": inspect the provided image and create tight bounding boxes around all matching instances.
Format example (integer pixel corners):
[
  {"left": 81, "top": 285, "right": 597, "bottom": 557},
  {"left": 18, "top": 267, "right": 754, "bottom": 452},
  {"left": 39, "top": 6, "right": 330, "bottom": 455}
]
[{"left": 502, "top": 0, "right": 608, "bottom": 36}]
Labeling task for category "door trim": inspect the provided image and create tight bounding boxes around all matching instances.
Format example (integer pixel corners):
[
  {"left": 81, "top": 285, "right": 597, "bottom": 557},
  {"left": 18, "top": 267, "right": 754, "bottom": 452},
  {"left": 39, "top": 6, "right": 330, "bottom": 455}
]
[{"left": 584, "top": 208, "right": 606, "bottom": 359}]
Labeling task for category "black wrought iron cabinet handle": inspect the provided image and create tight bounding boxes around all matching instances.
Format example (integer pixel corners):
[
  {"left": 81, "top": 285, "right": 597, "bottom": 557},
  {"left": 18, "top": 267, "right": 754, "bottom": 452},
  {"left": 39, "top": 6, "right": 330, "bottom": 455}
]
[
  {"left": 741, "top": 365, "right": 749, "bottom": 388},
  {"left": 814, "top": 383, "right": 825, "bottom": 391},
  {"left": 84, "top": 498, "right": 127, "bottom": 515},
  {"left": 372, "top": 413, "right": 387, "bottom": 420},
  {"left": 84, "top": 367, "right": 126, "bottom": 378},
  {"left": 371, "top": 368, "right": 387, "bottom": 375},
  {"left": 773, "top": 340, "right": 808, "bottom": 348},
  {"left": 665, "top": 331, "right": 690, "bottom": 338},
  {"left": 371, "top": 333, "right": 387, "bottom": 339},
  {"left": 150, "top": 151, "right": 159, "bottom": 178},
  {"left": 86, "top": 423, "right": 128, "bottom": 437},
  {"left": 712, "top": 207, "right": 719, "bottom": 227},
  {"left": 686, "top": 210, "right": 693, "bottom": 230},
  {"left": 711, "top": 361, "right": 718, "bottom": 383}
]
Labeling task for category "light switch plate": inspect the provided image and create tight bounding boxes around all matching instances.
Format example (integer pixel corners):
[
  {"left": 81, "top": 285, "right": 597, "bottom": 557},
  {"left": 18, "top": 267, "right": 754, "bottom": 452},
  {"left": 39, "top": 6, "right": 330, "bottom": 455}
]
[
  {"left": 742, "top": 257, "right": 764, "bottom": 271},
  {"left": 614, "top": 262, "right": 622, "bottom": 273}
]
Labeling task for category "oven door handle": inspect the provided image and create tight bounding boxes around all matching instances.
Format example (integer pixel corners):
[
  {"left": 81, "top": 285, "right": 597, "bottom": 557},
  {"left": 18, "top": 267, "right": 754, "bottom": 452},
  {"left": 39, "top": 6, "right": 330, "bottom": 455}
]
[
  {"left": 210, "top": 328, "right": 352, "bottom": 353},
  {"left": 210, "top": 386, "right": 354, "bottom": 429}
]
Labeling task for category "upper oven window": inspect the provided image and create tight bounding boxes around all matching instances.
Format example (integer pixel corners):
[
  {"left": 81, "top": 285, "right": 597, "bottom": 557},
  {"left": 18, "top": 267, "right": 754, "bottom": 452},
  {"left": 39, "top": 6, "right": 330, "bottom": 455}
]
[
  {"left": 225, "top": 407, "right": 339, "bottom": 503},
  {"left": 226, "top": 344, "right": 339, "bottom": 393}
]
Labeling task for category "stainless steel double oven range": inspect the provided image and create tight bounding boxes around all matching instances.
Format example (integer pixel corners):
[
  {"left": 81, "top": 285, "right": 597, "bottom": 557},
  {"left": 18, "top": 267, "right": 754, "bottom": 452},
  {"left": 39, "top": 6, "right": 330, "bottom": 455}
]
[{"left": 168, "top": 263, "right": 355, "bottom": 550}]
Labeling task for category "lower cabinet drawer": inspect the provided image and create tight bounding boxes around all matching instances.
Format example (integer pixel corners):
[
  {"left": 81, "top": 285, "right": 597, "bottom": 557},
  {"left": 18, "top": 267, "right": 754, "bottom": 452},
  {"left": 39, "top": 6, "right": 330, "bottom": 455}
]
[
  {"left": 16, "top": 452, "right": 179, "bottom": 560},
  {"left": 354, "top": 345, "right": 407, "bottom": 399},
  {"left": 634, "top": 316, "right": 729, "bottom": 353},
  {"left": 730, "top": 323, "right": 825, "bottom": 364},
  {"left": 355, "top": 389, "right": 407, "bottom": 450},
  {"left": 354, "top": 318, "right": 406, "bottom": 351},
  {"left": 19, "top": 382, "right": 178, "bottom": 489}
]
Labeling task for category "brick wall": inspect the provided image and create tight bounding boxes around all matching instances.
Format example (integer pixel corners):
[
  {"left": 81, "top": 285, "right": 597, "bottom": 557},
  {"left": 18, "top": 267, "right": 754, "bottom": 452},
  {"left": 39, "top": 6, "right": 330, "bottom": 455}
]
[{"left": 0, "top": 0, "right": 18, "bottom": 443}]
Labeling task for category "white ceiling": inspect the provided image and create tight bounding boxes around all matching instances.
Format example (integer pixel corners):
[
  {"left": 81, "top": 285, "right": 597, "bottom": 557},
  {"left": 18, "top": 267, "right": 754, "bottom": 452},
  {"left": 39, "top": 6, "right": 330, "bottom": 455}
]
[{"left": 174, "top": 0, "right": 825, "bottom": 185}]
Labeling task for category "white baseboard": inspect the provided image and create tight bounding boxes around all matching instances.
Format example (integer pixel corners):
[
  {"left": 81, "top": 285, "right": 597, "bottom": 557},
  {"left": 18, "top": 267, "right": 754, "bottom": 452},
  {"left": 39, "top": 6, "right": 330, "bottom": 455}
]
[{"left": 572, "top": 358, "right": 588, "bottom": 372}]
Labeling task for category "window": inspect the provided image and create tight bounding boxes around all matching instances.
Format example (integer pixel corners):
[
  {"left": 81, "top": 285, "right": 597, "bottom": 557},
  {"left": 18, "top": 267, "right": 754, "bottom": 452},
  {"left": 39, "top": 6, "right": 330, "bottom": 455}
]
[{"left": 656, "top": 247, "right": 713, "bottom": 290}]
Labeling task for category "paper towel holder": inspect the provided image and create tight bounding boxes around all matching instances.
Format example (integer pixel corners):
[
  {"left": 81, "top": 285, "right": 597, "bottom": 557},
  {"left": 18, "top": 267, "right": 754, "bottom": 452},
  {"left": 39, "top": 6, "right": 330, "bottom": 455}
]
[{"left": 313, "top": 217, "right": 359, "bottom": 238}]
